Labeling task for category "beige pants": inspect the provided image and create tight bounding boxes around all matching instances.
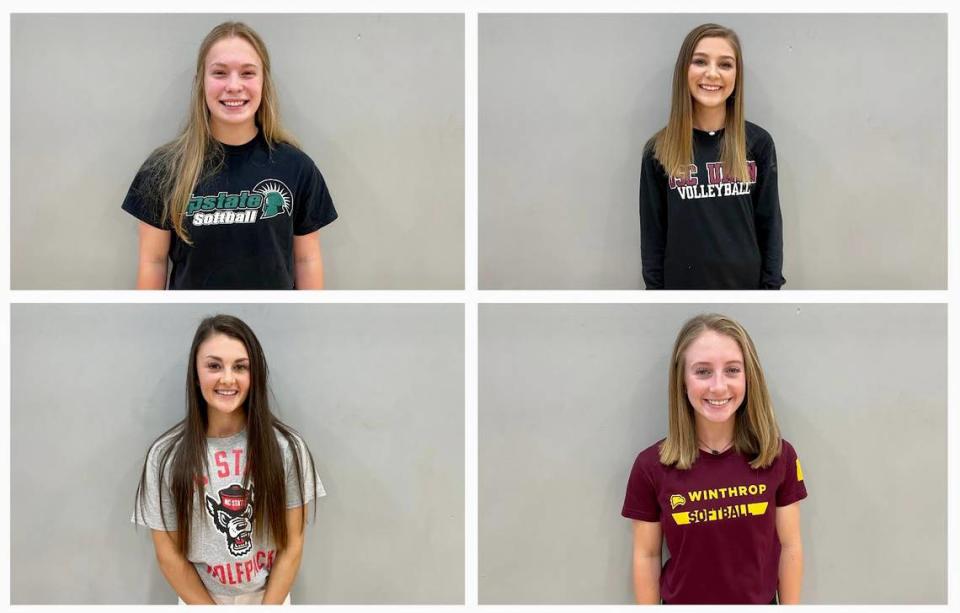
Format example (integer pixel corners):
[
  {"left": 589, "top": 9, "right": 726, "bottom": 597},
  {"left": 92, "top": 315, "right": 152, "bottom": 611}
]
[{"left": 179, "top": 592, "right": 291, "bottom": 605}]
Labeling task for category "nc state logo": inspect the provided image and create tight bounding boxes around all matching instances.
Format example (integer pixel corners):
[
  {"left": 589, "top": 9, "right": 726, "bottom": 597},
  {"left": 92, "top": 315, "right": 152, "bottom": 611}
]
[{"left": 205, "top": 484, "right": 254, "bottom": 557}]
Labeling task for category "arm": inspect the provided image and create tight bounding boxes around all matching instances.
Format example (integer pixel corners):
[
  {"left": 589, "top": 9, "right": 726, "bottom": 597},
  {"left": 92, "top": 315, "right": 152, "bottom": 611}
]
[
  {"left": 293, "top": 231, "right": 324, "bottom": 289},
  {"left": 639, "top": 144, "right": 668, "bottom": 289},
  {"left": 752, "top": 139, "right": 785, "bottom": 289},
  {"left": 136, "top": 222, "right": 170, "bottom": 289},
  {"left": 776, "top": 502, "right": 803, "bottom": 604},
  {"left": 150, "top": 529, "right": 216, "bottom": 604},
  {"left": 632, "top": 519, "right": 662, "bottom": 604},
  {"left": 262, "top": 506, "right": 306, "bottom": 604}
]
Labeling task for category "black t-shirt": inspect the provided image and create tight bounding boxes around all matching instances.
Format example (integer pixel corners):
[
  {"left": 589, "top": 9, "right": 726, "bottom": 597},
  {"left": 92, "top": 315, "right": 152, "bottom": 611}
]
[
  {"left": 639, "top": 121, "right": 784, "bottom": 290},
  {"left": 122, "top": 132, "right": 338, "bottom": 289}
]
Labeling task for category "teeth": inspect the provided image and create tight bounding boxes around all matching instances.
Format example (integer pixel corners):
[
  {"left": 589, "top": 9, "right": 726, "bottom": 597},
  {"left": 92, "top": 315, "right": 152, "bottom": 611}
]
[
  {"left": 700, "top": 85, "right": 721, "bottom": 91},
  {"left": 222, "top": 100, "right": 246, "bottom": 107},
  {"left": 706, "top": 398, "right": 729, "bottom": 406},
  {"left": 216, "top": 390, "right": 238, "bottom": 395}
]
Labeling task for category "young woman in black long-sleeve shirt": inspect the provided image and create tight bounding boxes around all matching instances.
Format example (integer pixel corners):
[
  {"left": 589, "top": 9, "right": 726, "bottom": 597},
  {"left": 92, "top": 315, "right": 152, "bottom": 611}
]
[{"left": 639, "top": 23, "right": 784, "bottom": 290}]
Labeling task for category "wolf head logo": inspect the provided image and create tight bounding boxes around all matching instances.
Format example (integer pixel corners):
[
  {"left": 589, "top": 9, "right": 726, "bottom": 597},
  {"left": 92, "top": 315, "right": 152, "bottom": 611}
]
[
  {"left": 205, "top": 484, "right": 254, "bottom": 557},
  {"left": 669, "top": 494, "right": 686, "bottom": 510}
]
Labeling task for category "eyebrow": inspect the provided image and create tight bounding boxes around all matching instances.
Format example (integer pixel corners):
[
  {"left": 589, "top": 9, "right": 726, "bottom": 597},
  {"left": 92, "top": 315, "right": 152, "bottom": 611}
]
[
  {"left": 209, "top": 62, "right": 260, "bottom": 69},
  {"left": 203, "top": 355, "right": 250, "bottom": 362},
  {"left": 690, "top": 360, "right": 743, "bottom": 366},
  {"left": 692, "top": 52, "right": 736, "bottom": 61}
]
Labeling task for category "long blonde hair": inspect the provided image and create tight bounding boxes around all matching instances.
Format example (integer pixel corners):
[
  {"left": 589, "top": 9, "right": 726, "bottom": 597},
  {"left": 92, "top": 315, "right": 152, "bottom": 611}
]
[
  {"left": 144, "top": 22, "right": 298, "bottom": 243},
  {"left": 659, "top": 313, "right": 781, "bottom": 470},
  {"left": 652, "top": 24, "right": 749, "bottom": 182}
]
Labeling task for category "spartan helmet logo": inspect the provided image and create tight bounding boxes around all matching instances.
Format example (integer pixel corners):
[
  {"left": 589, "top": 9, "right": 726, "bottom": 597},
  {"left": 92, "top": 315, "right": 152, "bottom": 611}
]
[
  {"left": 206, "top": 484, "right": 254, "bottom": 557},
  {"left": 252, "top": 179, "right": 293, "bottom": 219},
  {"left": 669, "top": 494, "right": 686, "bottom": 510}
]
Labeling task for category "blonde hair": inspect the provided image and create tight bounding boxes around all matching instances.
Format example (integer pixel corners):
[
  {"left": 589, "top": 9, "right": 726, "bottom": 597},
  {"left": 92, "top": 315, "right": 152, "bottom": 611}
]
[
  {"left": 659, "top": 313, "right": 781, "bottom": 470},
  {"left": 144, "top": 22, "right": 298, "bottom": 243},
  {"left": 652, "top": 23, "right": 749, "bottom": 183}
]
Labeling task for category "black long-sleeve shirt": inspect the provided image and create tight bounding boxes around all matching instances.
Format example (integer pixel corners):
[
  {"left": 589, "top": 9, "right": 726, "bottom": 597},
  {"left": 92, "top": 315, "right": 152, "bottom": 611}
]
[{"left": 639, "top": 122, "right": 785, "bottom": 290}]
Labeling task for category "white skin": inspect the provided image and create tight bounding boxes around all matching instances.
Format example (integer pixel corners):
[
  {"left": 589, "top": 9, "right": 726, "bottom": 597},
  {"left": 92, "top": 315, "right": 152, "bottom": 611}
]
[
  {"left": 683, "top": 329, "right": 745, "bottom": 450},
  {"left": 687, "top": 37, "right": 737, "bottom": 132},
  {"left": 195, "top": 333, "right": 250, "bottom": 437},
  {"left": 633, "top": 329, "right": 803, "bottom": 603},
  {"left": 134, "top": 36, "right": 325, "bottom": 289},
  {"left": 204, "top": 36, "right": 263, "bottom": 146}
]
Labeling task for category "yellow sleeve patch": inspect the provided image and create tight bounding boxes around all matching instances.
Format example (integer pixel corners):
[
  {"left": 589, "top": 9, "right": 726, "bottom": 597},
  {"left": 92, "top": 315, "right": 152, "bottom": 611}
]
[{"left": 796, "top": 458, "right": 804, "bottom": 481}]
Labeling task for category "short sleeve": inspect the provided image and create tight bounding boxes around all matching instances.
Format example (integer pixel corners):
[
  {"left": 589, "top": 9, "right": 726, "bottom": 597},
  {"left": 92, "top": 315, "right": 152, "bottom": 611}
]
[
  {"left": 132, "top": 438, "right": 178, "bottom": 530},
  {"left": 121, "top": 160, "right": 169, "bottom": 230},
  {"left": 776, "top": 440, "right": 807, "bottom": 507},
  {"left": 621, "top": 452, "right": 661, "bottom": 521},
  {"left": 282, "top": 434, "right": 326, "bottom": 509},
  {"left": 293, "top": 161, "right": 338, "bottom": 236}
]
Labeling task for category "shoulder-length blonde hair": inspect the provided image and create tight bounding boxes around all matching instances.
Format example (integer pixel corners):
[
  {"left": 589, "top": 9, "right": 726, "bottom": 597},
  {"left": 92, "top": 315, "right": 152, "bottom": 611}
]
[
  {"left": 652, "top": 23, "right": 748, "bottom": 183},
  {"left": 144, "top": 22, "right": 298, "bottom": 243},
  {"left": 659, "top": 313, "right": 781, "bottom": 470}
]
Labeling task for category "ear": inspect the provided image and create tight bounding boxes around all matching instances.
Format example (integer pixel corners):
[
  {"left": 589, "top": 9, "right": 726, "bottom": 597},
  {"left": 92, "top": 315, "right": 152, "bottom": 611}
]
[
  {"left": 205, "top": 496, "right": 217, "bottom": 517},
  {"left": 243, "top": 504, "right": 253, "bottom": 519},
  {"left": 217, "top": 510, "right": 232, "bottom": 528}
]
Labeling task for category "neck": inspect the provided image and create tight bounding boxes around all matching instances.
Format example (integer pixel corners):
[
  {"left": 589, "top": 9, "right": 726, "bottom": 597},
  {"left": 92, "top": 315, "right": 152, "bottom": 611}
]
[
  {"left": 212, "top": 122, "right": 258, "bottom": 146},
  {"left": 692, "top": 104, "right": 726, "bottom": 132},
  {"left": 207, "top": 410, "right": 247, "bottom": 438},
  {"left": 695, "top": 416, "right": 735, "bottom": 451}
]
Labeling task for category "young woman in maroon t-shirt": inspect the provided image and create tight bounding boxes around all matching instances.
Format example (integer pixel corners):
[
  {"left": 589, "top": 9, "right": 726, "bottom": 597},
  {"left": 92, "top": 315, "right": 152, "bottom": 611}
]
[{"left": 622, "top": 313, "right": 806, "bottom": 604}]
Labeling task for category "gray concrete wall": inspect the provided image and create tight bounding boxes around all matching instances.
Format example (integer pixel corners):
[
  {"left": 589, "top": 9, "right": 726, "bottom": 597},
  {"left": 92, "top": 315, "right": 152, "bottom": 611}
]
[
  {"left": 12, "top": 14, "right": 464, "bottom": 289},
  {"left": 12, "top": 304, "right": 464, "bottom": 604},
  {"left": 479, "top": 304, "right": 946, "bottom": 603},
  {"left": 479, "top": 14, "right": 947, "bottom": 289}
]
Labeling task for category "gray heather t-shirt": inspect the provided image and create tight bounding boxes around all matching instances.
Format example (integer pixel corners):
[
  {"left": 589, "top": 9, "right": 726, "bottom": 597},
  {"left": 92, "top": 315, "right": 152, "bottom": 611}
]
[{"left": 133, "top": 428, "right": 325, "bottom": 596}]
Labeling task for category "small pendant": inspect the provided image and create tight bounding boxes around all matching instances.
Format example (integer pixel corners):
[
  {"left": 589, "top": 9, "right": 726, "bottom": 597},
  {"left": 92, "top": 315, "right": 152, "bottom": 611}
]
[{"left": 711, "top": 449, "right": 720, "bottom": 455}]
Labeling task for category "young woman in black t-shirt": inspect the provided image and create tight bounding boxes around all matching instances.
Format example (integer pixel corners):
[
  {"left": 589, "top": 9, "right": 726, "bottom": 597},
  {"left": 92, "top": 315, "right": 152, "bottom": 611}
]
[
  {"left": 122, "top": 22, "right": 337, "bottom": 290},
  {"left": 639, "top": 24, "right": 784, "bottom": 290}
]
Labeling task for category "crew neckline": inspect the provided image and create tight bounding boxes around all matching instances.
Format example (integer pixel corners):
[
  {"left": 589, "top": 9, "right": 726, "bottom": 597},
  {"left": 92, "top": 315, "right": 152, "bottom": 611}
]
[
  {"left": 693, "top": 127, "right": 724, "bottom": 138},
  {"left": 219, "top": 130, "right": 263, "bottom": 156},
  {"left": 698, "top": 445, "right": 736, "bottom": 459},
  {"left": 207, "top": 427, "right": 247, "bottom": 443}
]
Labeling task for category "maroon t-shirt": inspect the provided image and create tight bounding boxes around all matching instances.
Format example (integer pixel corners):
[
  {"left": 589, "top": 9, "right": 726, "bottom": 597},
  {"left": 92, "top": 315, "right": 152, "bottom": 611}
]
[{"left": 621, "top": 438, "right": 807, "bottom": 604}]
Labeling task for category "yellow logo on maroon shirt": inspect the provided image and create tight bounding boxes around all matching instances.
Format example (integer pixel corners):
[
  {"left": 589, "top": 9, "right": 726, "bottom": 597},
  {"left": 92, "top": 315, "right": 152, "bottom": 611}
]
[
  {"left": 669, "top": 483, "right": 769, "bottom": 526},
  {"left": 672, "top": 502, "right": 769, "bottom": 525},
  {"left": 796, "top": 459, "right": 804, "bottom": 481}
]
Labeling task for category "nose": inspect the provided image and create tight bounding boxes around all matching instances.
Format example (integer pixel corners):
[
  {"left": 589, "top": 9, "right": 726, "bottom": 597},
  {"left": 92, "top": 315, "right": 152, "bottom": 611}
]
[
  {"left": 221, "top": 367, "right": 235, "bottom": 384},
  {"left": 226, "top": 72, "right": 242, "bottom": 91},
  {"left": 709, "top": 373, "right": 726, "bottom": 391}
]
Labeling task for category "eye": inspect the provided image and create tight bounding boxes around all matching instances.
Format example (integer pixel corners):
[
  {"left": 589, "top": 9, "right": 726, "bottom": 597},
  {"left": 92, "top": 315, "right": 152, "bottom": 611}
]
[
  {"left": 235, "top": 363, "right": 249, "bottom": 372},
  {"left": 720, "top": 62, "right": 735, "bottom": 70},
  {"left": 242, "top": 71, "right": 256, "bottom": 77},
  {"left": 725, "top": 367, "right": 742, "bottom": 375},
  {"left": 694, "top": 368, "right": 711, "bottom": 377},
  {"left": 211, "top": 70, "right": 226, "bottom": 77},
  {"left": 692, "top": 58, "right": 707, "bottom": 66},
  {"left": 206, "top": 362, "right": 221, "bottom": 370}
]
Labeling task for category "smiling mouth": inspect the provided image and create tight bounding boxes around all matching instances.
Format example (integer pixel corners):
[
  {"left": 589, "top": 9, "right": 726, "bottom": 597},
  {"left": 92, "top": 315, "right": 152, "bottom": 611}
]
[
  {"left": 220, "top": 100, "right": 248, "bottom": 108},
  {"left": 215, "top": 389, "right": 238, "bottom": 397},
  {"left": 705, "top": 398, "right": 731, "bottom": 407},
  {"left": 698, "top": 84, "right": 722, "bottom": 92}
]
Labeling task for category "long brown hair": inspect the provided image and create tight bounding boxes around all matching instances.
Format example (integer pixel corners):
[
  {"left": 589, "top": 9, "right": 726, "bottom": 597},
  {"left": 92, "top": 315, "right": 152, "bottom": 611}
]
[
  {"left": 659, "top": 313, "right": 781, "bottom": 470},
  {"left": 135, "top": 314, "right": 317, "bottom": 555},
  {"left": 652, "top": 23, "right": 749, "bottom": 182},
  {"left": 143, "top": 22, "right": 298, "bottom": 244}
]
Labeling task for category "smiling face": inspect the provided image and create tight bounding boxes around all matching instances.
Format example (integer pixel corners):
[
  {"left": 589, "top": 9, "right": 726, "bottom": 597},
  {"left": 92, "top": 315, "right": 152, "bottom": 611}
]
[
  {"left": 196, "top": 333, "right": 251, "bottom": 417},
  {"left": 203, "top": 36, "right": 263, "bottom": 140},
  {"left": 687, "top": 36, "right": 737, "bottom": 115},
  {"left": 683, "top": 330, "right": 746, "bottom": 427}
]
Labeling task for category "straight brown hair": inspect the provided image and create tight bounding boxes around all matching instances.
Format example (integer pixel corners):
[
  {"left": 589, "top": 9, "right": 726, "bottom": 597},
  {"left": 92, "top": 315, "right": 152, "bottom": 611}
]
[
  {"left": 135, "top": 314, "right": 316, "bottom": 555},
  {"left": 652, "top": 23, "right": 749, "bottom": 182},
  {"left": 659, "top": 313, "right": 781, "bottom": 470}
]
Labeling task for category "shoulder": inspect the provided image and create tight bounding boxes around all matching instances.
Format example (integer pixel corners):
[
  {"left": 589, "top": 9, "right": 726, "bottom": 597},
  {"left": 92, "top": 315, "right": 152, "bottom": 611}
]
[
  {"left": 273, "top": 425, "right": 309, "bottom": 455},
  {"left": 632, "top": 438, "right": 666, "bottom": 469},
  {"left": 145, "top": 424, "right": 184, "bottom": 466},
  {"left": 642, "top": 129, "right": 664, "bottom": 159},
  {"left": 745, "top": 121, "right": 775, "bottom": 154},
  {"left": 268, "top": 140, "right": 319, "bottom": 171},
  {"left": 779, "top": 438, "right": 800, "bottom": 459}
]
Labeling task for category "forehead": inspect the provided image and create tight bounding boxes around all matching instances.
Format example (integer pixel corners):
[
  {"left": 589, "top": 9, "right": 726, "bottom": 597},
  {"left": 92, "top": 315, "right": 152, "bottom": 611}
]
[
  {"left": 692, "top": 36, "right": 736, "bottom": 60},
  {"left": 684, "top": 330, "right": 743, "bottom": 364},
  {"left": 198, "top": 333, "right": 249, "bottom": 359},
  {"left": 205, "top": 36, "right": 262, "bottom": 68}
]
